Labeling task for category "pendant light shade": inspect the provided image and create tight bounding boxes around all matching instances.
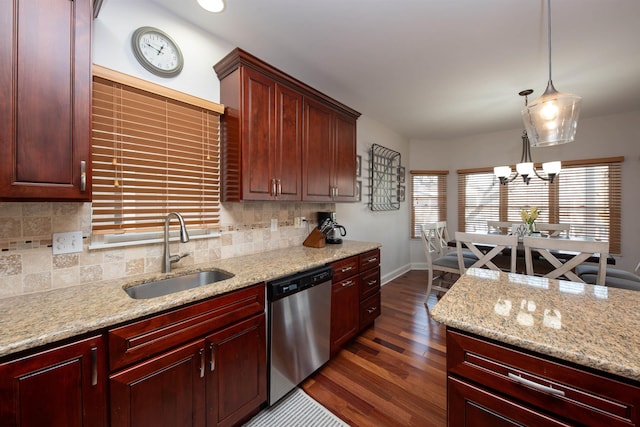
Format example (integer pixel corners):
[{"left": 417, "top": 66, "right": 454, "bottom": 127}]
[{"left": 523, "top": 0, "right": 581, "bottom": 147}]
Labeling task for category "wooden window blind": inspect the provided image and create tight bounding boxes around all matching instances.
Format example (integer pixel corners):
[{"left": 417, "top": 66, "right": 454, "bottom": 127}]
[
  {"left": 457, "top": 157, "right": 623, "bottom": 254},
  {"left": 410, "top": 170, "right": 448, "bottom": 238},
  {"left": 91, "top": 66, "right": 223, "bottom": 235},
  {"left": 456, "top": 169, "right": 499, "bottom": 233}
]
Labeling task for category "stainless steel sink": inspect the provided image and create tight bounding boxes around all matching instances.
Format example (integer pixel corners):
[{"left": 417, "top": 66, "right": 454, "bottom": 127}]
[{"left": 124, "top": 270, "right": 234, "bottom": 299}]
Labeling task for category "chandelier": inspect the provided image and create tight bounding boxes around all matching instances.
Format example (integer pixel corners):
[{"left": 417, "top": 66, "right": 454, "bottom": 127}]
[
  {"left": 522, "top": 0, "right": 582, "bottom": 147},
  {"left": 494, "top": 90, "right": 561, "bottom": 186}
]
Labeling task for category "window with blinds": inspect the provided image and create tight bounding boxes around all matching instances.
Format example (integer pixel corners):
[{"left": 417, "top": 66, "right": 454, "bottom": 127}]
[
  {"left": 91, "top": 67, "right": 222, "bottom": 240},
  {"left": 410, "top": 171, "right": 448, "bottom": 238},
  {"left": 457, "top": 157, "right": 623, "bottom": 253}
]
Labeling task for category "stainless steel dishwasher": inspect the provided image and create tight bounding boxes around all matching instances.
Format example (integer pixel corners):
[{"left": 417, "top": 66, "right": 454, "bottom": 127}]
[{"left": 267, "top": 265, "right": 333, "bottom": 405}]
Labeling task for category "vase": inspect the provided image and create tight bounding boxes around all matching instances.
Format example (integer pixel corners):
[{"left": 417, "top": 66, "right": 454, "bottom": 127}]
[{"left": 528, "top": 222, "right": 536, "bottom": 235}]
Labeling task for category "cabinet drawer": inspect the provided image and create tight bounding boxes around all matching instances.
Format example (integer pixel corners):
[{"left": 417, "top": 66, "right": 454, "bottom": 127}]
[
  {"left": 109, "top": 284, "right": 265, "bottom": 372},
  {"left": 359, "top": 266, "right": 380, "bottom": 300},
  {"left": 332, "top": 256, "right": 359, "bottom": 282},
  {"left": 359, "top": 292, "right": 380, "bottom": 330},
  {"left": 359, "top": 249, "right": 380, "bottom": 271},
  {"left": 447, "top": 330, "right": 640, "bottom": 426}
]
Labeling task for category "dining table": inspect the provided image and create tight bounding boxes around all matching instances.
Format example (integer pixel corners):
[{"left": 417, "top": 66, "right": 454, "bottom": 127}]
[{"left": 448, "top": 232, "right": 615, "bottom": 275}]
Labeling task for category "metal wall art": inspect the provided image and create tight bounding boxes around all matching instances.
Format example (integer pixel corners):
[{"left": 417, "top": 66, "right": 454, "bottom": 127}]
[{"left": 369, "top": 144, "right": 402, "bottom": 211}]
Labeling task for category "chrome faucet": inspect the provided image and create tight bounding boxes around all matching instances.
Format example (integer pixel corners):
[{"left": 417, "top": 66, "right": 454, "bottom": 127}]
[{"left": 163, "top": 212, "right": 190, "bottom": 273}]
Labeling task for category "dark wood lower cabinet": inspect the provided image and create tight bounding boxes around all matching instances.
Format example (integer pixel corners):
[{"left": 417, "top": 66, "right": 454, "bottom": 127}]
[
  {"left": 110, "top": 313, "right": 266, "bottom": 427},
  {"left": 110, "top": 340, "right": 206, "bottom": 427},
  {"left": 207, "top": 314, "right": 266, "bottom": 427},
  {"left": 330, "top": 277, "right": 360, "bottom": 355},
  {"left": 0, "top": 335, "right": 107, "bottom": 427}
]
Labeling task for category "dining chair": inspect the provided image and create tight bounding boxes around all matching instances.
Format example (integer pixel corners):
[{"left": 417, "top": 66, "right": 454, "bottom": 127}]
[
  {"left": 575, "top": 260, "right": 640, "bottom": 291},
  {"left": 523, "top": 236, "right": 609, "bottom": 285},
  {"left": 455, "top": 232, "right": 519, "bottom": 273},
  {"left": 487, "top": 221, "right": 513, "bottom": 234},
  {"left": 534, "top": 222, "right": 571, "bottom": 237},
  {"left": 421, "top": 222, "right": 476, "bottom": 303}
]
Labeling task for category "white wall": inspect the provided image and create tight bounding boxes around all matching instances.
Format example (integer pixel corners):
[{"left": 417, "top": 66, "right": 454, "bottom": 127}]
[
  {"left": 336, "top": 116, "right": 412, "bottom": 284},
  {"left": 409, "top": 110, "right": 640, "bottom": 272}
]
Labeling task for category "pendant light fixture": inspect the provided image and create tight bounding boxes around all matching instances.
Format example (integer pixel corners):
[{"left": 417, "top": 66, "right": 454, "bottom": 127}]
[
  {"left": 494, "top": 90, "right": 561, "bottom": 185},
  {"left": 522, "top": 0, "right": 582, "bottom": 147},
  {"left": 197, "top": 0, "right": 225, "bottom": 13}
]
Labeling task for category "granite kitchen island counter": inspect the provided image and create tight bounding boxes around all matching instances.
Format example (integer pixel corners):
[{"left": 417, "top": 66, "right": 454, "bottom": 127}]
[
  {"left": 431, "top": 268, "right": 640, "bottom": 382},
  {"left": 0, "top": 240, "right": 380, "bottom": 358}
]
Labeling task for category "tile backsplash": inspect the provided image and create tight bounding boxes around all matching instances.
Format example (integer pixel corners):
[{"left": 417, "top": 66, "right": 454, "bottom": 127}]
[{"left": 0, "top": 201, "right": 333, "bottom": 298}]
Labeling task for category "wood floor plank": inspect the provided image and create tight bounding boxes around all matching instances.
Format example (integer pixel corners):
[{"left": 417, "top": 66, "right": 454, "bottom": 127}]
[{"left": 302, "top": 270, "right": 448, "bottom": 427}]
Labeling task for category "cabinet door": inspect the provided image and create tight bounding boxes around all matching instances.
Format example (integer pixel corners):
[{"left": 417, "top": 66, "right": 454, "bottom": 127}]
[
  {"left": 274, "top": 84, "right": 303, "bottom": 200},
  {"left": 110, "top": 340, "right": 206, "bottom": 427},
  {"left": 333, "top": 112, "right": 357, "bottom": 201},
  {"left": 330, "top": 276, "right": 360, "bottom": 355},
  {"left": 206, "top": 313, "right": 267, "bottom": 427},
  {"left": 241, "top": 67, "right": 275, "bottom": 200},
  {"left": 0, "top": 335, "right": 106, "bottom": 427},
  {"left": 0, "top": 0, "right": 91, "bottom": 200},
  {"left": 448, "top": 376, "right": 572, "bottom": 427},
  {"left": 302, "top": 97, "right": 334, "bottom": 201}
]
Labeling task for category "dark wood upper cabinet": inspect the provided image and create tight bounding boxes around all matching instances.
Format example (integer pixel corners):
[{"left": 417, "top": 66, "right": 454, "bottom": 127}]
[
  {"left": 214, "top": 48, "right": 360, "bottom": 202},
  {"left": 0, "top": 0, "right": 92, "bottom": 201}
]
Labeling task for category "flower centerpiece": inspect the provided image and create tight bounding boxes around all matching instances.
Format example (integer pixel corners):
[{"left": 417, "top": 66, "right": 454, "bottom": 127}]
[{"left": 520, "top": 206, "right": 540, "bottom": 235}]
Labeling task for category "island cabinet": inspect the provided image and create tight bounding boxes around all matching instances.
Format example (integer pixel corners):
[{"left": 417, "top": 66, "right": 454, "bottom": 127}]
[
  {"left": 0, "top": 0, "right": 92, "bottom": 201},
  {"left": 214, "top": 47, "right": 360, "bottom": 203},
  {"left": 302, "top": 98, "right": 358, "bottom": 202},
  {"left": 109, "top": 284, "right": 267, "bottom": 427},
  {"left": 447, "top": 329, "right": 640, "bottom": 427},
  {"left": 0, "top": 334, "right": 107, "bottom": 427}
]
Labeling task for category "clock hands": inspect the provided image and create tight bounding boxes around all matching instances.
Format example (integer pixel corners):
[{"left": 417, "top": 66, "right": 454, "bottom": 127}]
[{"left": 143, "top": 41, "right": 167, "bottom": 56}]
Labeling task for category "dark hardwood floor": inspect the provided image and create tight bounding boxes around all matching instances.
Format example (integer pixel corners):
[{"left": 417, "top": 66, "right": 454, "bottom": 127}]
[{"left": 302, "top": 270, "right": 448, "bottom": 427}]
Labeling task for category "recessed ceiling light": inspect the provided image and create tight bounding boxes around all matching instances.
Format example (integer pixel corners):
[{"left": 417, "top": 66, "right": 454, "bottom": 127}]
[{"left": 197, "top": 0, "right": 225, "bottom": 13}]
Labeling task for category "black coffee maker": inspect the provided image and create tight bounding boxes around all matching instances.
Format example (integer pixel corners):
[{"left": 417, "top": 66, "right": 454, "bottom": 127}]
[{"left": 317, "top": 212, "right": 347, "bottom": 244}]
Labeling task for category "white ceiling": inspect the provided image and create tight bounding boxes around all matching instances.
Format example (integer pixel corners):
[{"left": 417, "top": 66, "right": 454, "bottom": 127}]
[{"left": 149, "top": 0, "right": 640, "bottom": 141}]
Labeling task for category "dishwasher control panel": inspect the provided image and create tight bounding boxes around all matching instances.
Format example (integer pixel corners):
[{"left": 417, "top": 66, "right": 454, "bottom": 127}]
[{"left": 267, "top": 265, "right": 333, "bottom": 301}]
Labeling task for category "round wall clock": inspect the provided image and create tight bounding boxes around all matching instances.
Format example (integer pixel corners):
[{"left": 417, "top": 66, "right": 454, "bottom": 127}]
[{"left": 131, "top": 26, "right": 184, "bottom": 77}]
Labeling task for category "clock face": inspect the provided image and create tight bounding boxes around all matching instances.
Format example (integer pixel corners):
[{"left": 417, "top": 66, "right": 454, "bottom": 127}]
[{"left": 131, "top": 27, "right": 184, "bottom": 77}]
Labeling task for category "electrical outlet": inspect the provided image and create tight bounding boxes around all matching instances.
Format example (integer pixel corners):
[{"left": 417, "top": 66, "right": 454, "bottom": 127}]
[
  {"left": 271, "top": 218, "right": 278, "bottom": 231},
  {"left": 52, "top": 231, "right": 83, "bottom": 255},
  {"left": 294, "top": 217, "right": 301, "bottom": 228}
]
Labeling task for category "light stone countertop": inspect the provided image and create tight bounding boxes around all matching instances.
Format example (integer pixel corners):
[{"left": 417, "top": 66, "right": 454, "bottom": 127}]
[
  {"left": 0, "top": 240, "right": 380, "bottom": 358},
  {"left": 431, "top": 268, "right": 640, "bottom": 382}
]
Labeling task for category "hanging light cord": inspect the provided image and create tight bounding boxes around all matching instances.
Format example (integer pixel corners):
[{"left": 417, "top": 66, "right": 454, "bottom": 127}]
[{"left": 546, "top": 0, "right": 553, "bottom": 84}]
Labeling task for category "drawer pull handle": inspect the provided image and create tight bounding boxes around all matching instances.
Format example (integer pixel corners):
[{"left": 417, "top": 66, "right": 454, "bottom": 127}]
[
  {"left": 342, "top": 280, "right": 354, "bottom": 287},
  {"left": 365, "top": 257, "right": 378, "bottom": 263},
  {"left": 341, "top": 266, "right": 353, "bottom": 273},
  {"left": 214, "top": 344, "right": 216, "bottom": 372},
  {"left": 367, "top": 306, "right": 377, "bottom": 314},
  {"left": 508, "top": 373, "right": 565, "bottom": 397},
  {"left": 90, "top": 347, "right": 98, "bottom": 386},
  {"left": 80, "top": 161, "right": 87, "bottom": 192},
  {"left": 199, "top": 349, "right": 205, "bottom": 378},
  {"left": 367, "top": 280, "right": 377, "bottom": 286}
]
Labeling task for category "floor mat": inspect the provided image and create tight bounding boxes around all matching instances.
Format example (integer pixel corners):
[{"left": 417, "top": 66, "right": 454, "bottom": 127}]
[{"left": 243, "top": 388, "right": 349, "bottom": 427}]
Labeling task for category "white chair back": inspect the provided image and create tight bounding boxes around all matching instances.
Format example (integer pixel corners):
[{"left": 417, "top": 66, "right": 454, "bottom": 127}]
[
  {"left": 455, "top": 232, "right": 519, "bottom": 273},
  {"left": 487, "top": 221, "right": 513, "bottom": 234},
  {"left": 534, "top": 223, "right": 571, "bottom": 237},
  {"left": 523, "top": 236, "right": 609, "bottom": 285}
]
